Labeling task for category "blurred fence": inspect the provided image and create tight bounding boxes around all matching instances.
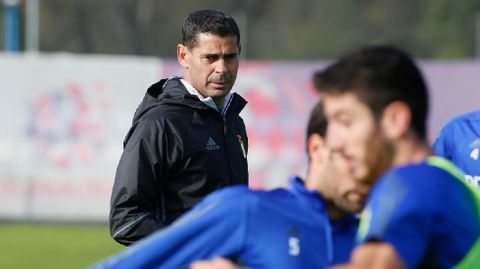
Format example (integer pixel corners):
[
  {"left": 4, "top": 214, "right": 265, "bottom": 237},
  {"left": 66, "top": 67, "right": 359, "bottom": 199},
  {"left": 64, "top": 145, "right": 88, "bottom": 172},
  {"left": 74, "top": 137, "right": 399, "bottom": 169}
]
[{"left": 0, "top": 53, "right": 478, "bottom": 222}]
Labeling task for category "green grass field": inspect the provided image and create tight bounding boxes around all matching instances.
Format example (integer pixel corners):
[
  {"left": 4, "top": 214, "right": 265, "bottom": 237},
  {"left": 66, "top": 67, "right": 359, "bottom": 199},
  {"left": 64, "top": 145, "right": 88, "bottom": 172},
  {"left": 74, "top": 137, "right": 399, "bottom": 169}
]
[{"left": 1, "top": 223, "right": 126, "bottom": 269}]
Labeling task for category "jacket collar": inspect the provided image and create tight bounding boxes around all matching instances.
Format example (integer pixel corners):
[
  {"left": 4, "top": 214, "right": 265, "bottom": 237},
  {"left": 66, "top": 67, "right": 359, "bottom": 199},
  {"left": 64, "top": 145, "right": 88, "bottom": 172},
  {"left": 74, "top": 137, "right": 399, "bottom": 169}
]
[{"left": 132, "top": 77, "right": 247, "bottom": 124}]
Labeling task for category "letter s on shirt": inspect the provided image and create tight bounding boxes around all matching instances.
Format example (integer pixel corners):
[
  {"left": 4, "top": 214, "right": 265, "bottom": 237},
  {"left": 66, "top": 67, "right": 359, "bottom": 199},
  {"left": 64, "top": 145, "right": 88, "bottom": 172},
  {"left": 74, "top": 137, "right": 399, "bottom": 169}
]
[{"left": 288, "top": 237, "right": 300, "bottom": 256}]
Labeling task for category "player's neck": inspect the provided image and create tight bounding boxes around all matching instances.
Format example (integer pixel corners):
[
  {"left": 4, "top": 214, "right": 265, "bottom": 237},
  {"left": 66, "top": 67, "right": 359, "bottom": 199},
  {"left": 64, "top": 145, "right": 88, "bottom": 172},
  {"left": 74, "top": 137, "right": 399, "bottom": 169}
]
[
  {"left": 393, "top": 138, "right": 432, "bottom": 166},
  {"left": 305, "top": 173, "right": 349, "bottom": 220},
  {"left": 326, "top": 203, "right": 349, "bottom": 220}
]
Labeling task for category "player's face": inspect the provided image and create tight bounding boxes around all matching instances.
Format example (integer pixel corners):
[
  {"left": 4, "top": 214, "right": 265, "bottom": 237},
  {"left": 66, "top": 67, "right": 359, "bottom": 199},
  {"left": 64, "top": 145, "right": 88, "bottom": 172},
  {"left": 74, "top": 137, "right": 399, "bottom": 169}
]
[
  {"left": 323, "top": 92, "right": 394, "bottom": 194},
  {"left": 177, "top": 33, "right": 240, "bottom": 108},
  {"left": 322, "top": 151, "right": 370, "bottom": 214},
  {"left": 308, "top": 132, "right": 369, "bottom": 214}
]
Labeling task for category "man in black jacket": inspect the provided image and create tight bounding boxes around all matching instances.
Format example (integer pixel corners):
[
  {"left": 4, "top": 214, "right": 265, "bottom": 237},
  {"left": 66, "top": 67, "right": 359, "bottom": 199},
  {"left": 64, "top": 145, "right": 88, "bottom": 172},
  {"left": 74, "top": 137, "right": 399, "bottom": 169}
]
[{"left": 109, "top": 9, "right": 248, "bottom": 246}]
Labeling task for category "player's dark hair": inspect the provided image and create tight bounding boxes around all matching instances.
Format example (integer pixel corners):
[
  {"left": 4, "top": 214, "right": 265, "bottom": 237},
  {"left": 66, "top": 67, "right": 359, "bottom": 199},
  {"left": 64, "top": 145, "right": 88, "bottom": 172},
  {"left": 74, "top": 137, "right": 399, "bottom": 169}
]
[
  {"left": 182, "top": 9, "right": 240, "bottom": 49},
  {"left": 313, "top": 45, "right": 429, "bottom": 140},
  {"left": 307, "top": 100, "right": 327, "bottom": 139}
]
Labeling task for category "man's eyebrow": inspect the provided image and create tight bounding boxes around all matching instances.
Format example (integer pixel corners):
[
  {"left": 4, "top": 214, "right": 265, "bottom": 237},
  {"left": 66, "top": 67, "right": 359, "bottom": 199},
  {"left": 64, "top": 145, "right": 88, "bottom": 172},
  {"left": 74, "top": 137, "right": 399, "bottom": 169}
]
[
  {"left": 200, "top": 52, "right": 238, "bottom": 58},
  {"left": 201, "top": 53, "right": 218, "bottom": 57},
  {"left": 330, "top": 109, "right": 352, "bottom": 119},
  {"left": 334, "top": 109, "right": 349, "bottom": 116}
]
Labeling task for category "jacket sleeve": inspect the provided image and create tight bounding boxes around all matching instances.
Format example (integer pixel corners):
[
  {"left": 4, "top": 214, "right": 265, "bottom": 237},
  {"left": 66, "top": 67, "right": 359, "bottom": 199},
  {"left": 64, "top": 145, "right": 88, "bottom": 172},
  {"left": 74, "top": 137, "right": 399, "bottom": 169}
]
[
  {"left": 109, "top": 118, "right": 171, "bottom": 246},
  {"left": 92, "top": 189, "right": 246, "bottom": 269}
]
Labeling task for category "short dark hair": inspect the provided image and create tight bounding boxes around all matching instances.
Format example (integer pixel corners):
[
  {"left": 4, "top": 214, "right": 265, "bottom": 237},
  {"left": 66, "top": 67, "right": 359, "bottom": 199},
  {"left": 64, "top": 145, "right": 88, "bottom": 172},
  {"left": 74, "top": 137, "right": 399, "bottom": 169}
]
[
  {"left": 307, "top": 100, "right": 327, "bottom": 139},
  {"left": 313, "top": 45, "right": 429, "bottom": 140},
  {"left": 182, "top": 9, "right": 240, "bottom": 49}
]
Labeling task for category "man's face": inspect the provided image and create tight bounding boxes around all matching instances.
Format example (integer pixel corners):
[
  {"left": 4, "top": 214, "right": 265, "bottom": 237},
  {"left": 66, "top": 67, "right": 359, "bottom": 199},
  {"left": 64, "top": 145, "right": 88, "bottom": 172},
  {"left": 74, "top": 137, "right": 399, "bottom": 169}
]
[
  {"left": 177, "top": 33, "right": 240, "bottom": 107},
  {"left": 323, "top": 92, "right": 395, "bottom": 206},
  {"left": 307, "top": 133, "right": 369, "bottom": 215},
  {"left": 322, "top": 151, "right": 370, "bottom": 214}
]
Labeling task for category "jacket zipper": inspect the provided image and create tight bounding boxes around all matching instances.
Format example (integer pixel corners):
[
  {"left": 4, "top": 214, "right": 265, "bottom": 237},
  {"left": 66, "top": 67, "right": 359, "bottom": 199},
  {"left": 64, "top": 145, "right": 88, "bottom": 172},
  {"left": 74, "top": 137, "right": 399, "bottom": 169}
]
[{"left": 237, "top": 134, "right": 247, "bottom": 158}]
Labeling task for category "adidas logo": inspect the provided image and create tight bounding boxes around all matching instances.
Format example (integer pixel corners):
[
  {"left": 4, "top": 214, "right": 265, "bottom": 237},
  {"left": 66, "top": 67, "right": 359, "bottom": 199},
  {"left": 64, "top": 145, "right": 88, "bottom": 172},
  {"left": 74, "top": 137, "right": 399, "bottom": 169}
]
[
  {"left": 205, "top": 137, "right": 220, "bottom": 151},
  {"left": 469, "top": 138, "right": 480, "bottom": 148}
]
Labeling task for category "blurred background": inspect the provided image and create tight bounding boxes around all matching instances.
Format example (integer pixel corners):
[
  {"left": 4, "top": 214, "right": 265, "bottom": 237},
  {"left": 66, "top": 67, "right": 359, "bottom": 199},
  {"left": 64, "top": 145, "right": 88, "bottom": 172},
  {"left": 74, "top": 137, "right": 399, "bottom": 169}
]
[
  {"left": 3, "top": 0, "right": 480, "bottom": 58},
  {"left": 1, "top": 1, "right": 480, "bottom": 268}
]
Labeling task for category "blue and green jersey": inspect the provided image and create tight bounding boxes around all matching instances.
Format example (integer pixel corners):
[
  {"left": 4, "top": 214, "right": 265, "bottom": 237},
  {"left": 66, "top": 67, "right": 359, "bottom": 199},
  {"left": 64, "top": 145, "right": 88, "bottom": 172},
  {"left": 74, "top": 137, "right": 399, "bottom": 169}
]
[{"left": 357, "top": 157, "right": 480, "bottom": 268}]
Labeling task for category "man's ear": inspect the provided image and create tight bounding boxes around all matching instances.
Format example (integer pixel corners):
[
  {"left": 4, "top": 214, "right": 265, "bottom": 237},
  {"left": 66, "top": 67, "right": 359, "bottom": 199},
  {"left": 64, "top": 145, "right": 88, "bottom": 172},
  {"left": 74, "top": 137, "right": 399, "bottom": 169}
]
[
  {"left": 307, "top": 133, "right": 327, "bottom": 162},
  {"left": 177, "top": 44, "right": 189, "bottom": 68},
  {"left": 381, "top": 101, "right": 411, "bottom": 139}
]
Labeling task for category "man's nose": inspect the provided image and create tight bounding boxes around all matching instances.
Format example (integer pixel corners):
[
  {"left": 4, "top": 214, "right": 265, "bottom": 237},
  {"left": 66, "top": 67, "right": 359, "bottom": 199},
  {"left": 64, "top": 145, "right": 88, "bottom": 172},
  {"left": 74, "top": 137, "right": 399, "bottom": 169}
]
[{"left": 215, "top": 59, "right": 227, "bottom": 73}]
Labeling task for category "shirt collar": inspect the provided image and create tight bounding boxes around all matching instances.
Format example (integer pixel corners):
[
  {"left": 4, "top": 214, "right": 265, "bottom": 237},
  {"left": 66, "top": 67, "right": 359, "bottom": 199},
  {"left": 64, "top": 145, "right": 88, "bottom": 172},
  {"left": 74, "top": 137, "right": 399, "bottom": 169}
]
[
  {"left": 289, "top": 176, "right": 359, "bottom": 227},
  {"left": 288, "top": 176, "right": 326, "bottom": 212}
]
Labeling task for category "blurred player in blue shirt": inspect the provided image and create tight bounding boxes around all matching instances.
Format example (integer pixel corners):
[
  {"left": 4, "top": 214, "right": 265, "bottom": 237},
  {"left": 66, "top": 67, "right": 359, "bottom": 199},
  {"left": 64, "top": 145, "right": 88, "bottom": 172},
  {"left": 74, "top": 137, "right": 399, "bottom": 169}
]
[
  {"left": 89, "top": 101, "right": 363, "bottom": 269},
  {"left": 433, "top": 110, "right": 480, "bottom": 189},
  {"left": 314, "top": 46, "right": 480, "bottom": 268}
]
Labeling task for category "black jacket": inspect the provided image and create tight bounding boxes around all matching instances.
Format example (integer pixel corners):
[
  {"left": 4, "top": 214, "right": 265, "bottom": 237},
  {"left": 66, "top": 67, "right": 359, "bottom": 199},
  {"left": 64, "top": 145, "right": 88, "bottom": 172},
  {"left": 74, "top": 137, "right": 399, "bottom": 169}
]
[{"left": 110, "top": 78, "right": 248, "bottom": 246}]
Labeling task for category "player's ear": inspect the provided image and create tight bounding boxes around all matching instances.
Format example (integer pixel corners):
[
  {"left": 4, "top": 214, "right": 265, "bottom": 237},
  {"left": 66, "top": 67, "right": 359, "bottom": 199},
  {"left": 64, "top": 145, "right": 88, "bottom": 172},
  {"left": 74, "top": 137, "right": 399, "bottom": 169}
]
[
  {"left": 177, "top": 44, "right": 189, "bottom": 69},
  {"left": 381, "top": 101, "right": 411, "bottom": 140},
  {"left": 307, "top": 133, "right": 327, "bottom": 163}
]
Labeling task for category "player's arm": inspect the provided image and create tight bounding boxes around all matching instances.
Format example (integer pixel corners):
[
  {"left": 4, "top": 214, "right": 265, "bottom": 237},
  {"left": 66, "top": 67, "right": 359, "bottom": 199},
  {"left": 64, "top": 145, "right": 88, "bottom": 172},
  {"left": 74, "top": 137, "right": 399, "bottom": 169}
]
[
  {"left": 330, "top": 241, "right": 406, "bottom": 269},
  {"left": 92, "top": 188, "right": 247, "bottom": 269}
]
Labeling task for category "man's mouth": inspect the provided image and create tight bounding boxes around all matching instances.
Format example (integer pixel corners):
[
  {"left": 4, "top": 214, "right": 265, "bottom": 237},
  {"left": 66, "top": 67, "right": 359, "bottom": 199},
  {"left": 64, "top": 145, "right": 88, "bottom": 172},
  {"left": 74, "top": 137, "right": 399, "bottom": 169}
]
[
  {"left": 347, "top": 190, "right": 368, "bottom": 203},
  {"left": 210, "top": 81, "right": 228, "bottom": 87}
]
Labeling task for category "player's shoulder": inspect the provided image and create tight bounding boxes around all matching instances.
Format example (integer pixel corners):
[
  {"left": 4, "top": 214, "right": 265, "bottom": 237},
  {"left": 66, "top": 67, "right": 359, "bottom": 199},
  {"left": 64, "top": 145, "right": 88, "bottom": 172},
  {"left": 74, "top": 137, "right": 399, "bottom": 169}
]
[
  {"left": 367, "top": 157, "right": 470, "bottom": 217},
  {"left": 380, "top": 157, "right": 463, "bottom": 190},
  {"left": 441, "top": 110, "right": 480, "bottom": 130},
  {"left": 205, "top": 185, "right": 251, "bottom": 200},
  {"left": 210, "top": 186, "right": 294, "bottom": 211},
  {"left": 202, "top": 185, "right": 277, "bottom": 205},
  {"left": 453, "top": 110, "right": 480, "bottom": 122}
]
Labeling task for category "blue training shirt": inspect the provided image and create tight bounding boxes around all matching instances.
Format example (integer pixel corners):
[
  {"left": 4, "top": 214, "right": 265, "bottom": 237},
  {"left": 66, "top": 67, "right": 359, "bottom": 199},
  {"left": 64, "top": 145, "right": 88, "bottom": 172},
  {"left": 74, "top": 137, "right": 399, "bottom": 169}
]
[
  {"left": 90, "top": 177, "right": 358, "bottom": 269},
  {"left": 433, "top": 110, "right": 480, "bottom": 188},
  {"left": 356, "top": 156, "right": 480, "bottom": 269}
]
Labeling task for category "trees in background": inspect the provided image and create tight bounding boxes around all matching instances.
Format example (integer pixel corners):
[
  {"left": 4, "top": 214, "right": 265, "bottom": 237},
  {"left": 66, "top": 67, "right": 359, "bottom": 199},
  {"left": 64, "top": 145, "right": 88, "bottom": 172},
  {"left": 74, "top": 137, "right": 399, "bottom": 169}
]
[{"left": 4, "top": 0, "right": 480, "bottom": 59}]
